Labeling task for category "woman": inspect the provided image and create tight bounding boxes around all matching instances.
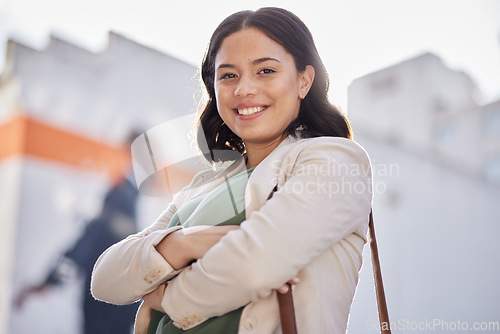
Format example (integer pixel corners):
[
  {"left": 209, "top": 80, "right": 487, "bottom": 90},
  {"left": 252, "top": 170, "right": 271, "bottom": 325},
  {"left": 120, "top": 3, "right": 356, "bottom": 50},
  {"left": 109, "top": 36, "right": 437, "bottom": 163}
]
[{"left": 91, "top": 7, "right": 372, "bottom": 334}]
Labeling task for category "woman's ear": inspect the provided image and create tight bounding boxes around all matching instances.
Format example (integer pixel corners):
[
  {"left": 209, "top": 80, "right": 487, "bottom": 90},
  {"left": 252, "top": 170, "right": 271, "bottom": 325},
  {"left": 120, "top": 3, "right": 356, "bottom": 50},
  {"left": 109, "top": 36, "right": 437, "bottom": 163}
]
[{"left": 299, "top": 65, "right": 315, "bottom": 99}]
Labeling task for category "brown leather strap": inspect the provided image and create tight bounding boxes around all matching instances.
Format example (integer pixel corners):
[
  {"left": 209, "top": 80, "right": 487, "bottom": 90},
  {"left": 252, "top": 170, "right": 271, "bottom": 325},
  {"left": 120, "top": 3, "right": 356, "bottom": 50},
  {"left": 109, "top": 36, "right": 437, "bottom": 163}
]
[
  {"left": 369, "top": 210, "right": 391, "bottom": 333},
  {"left": 277, "top": 283, "right": 298, "bottom": 334},
  {"left": 275, "top": 203, "right": 391, "bottom": 333}
]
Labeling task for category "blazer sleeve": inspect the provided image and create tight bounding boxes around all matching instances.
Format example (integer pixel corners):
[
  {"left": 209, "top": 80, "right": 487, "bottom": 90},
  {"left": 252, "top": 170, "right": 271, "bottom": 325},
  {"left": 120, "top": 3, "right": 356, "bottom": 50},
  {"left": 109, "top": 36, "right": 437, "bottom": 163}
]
[
  {"left": 161, "top": 138, "right": 373, "bottom": 328},
  {"left": 90, "top": 166, "right": 231, "bottom": 305},
  {"left": 90, "top": 201, "right": 184, "bottom": 305}
]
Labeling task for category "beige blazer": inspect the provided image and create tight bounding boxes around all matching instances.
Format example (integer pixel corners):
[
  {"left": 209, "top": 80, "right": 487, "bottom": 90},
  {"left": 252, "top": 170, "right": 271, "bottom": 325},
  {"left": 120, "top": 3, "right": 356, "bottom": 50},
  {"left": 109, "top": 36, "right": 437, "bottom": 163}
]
[{"left": 91, "top": 136, "right": 373, "bottom": 334}]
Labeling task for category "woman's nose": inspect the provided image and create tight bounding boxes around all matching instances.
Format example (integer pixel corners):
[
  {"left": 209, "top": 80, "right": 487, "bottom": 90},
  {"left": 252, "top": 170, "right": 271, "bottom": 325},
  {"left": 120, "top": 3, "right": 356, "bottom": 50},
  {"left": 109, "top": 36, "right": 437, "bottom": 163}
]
[{"left": 234, "top": 76, "right": 257, "bottom": 97}]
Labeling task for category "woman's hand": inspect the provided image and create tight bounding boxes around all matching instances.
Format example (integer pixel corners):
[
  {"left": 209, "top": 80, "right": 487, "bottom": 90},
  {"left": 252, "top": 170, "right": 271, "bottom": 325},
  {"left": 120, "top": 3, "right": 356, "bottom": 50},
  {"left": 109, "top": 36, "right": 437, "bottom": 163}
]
[
  {"left": 142, "top": 282, "right": 168, "bottom": 312},
  {"left": 155, "top": 225, "right": 240, "bottom": 270},
  {"left": 277, "top": 276, "right": 300, "bottom": 294},
  {"left": 134, "top": 302, "right": 154, "bottom": 334}
]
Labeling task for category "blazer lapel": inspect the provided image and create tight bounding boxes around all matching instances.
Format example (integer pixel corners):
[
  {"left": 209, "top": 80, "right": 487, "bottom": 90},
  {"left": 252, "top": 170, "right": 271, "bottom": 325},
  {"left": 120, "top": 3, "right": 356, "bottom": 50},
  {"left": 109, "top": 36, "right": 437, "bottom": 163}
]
[{"left": 245, "top": 136, "right": 299, "bottom": 217}]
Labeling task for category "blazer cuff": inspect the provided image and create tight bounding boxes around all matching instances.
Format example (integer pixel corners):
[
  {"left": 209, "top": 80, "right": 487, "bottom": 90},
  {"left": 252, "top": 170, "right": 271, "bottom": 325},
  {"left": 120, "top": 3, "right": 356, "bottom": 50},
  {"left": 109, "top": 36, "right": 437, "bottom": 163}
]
[{"left": 143, "top": 226, "right": 185, "bottom": 285}]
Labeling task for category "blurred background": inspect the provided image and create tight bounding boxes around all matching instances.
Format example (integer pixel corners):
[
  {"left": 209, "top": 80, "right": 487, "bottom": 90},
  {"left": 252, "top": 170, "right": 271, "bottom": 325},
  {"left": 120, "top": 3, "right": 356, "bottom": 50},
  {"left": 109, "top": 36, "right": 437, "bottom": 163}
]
[{"left": 1, "top": 0, "right": 499, "bottom": 333}]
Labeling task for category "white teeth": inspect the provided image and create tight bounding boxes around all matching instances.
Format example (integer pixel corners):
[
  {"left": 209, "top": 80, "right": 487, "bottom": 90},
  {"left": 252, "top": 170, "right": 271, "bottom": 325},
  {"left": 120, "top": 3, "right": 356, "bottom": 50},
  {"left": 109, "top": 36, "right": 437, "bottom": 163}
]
[{"left": 237, "top": 107, "right": 265, "bottom": 115}]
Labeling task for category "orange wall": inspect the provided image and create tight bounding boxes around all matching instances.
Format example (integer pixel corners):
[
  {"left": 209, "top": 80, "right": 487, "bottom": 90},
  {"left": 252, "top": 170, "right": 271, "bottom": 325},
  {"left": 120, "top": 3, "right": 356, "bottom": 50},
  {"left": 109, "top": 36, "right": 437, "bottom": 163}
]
[{"left": 0, "top": 114, "right": 129, "bottom": 182}]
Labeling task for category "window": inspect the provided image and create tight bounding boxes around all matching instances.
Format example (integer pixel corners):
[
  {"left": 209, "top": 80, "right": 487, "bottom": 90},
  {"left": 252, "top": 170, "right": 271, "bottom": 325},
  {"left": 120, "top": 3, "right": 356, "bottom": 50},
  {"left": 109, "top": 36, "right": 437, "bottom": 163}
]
[
  {"left": 435, "top": 123, "right": 456, "bottom": 145},
  {"left": 370, "top": 75, "right": 397, "bottom": 95},
  {"left": 482, "top": 109, "right": 500, "bottom": 137},
  {"left": 484, "top": 156, "right": 500, "bottom": 185},
  {"left": 431, "top": 95, "right": 447, "bottom": 113}
]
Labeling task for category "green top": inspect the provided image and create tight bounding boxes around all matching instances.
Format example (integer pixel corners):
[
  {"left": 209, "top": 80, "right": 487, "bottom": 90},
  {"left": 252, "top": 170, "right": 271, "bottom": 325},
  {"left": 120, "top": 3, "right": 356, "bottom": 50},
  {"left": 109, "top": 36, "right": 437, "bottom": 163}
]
[{"left": 148, "top": 167, "right": 255, "bottom": 334}]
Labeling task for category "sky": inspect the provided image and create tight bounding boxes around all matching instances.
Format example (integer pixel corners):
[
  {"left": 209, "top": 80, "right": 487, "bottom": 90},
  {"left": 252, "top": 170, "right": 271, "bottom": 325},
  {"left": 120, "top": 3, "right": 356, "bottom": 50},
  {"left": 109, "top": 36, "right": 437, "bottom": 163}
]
[{"left": 0, "top": 0, "right": 499, "bottom": 111}]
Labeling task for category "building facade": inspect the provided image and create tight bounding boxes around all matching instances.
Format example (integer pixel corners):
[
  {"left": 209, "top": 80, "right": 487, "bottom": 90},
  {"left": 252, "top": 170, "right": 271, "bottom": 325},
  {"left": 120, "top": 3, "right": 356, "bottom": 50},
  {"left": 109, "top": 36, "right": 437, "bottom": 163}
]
[
  {"left": 347, "top": 53, "right": 500, "bottom": 333},
  {"left": 0, "top": 32, "right": 199, "bottom": 334}
]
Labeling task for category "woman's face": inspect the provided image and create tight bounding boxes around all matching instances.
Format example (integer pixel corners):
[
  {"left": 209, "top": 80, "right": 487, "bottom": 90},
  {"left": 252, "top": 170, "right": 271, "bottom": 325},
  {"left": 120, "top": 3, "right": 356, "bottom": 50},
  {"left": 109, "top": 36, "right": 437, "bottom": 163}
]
[{"left": 214, "top": 27, "right": 313, "bottom": 150}]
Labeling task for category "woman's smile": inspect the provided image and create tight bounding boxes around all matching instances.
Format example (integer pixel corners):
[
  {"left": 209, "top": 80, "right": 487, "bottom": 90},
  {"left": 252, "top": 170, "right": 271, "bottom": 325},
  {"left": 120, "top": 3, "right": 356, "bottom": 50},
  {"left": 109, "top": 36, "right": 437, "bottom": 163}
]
[
  {"left": 233, "top": 104, "right": 269, "bottom": 122},
  {"left": 234, "top": 105, "right": 267, "bottom": 116},
  {"left": 214, "top": 27, "right": 312, "bottom": 151}
]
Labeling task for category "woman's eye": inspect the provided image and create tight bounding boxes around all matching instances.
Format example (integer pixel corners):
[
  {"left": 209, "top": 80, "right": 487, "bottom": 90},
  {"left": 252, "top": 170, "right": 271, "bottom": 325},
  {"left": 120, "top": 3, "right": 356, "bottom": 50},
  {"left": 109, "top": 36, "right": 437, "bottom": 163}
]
[
  {"left": 220, "top": 73, "right": 237, "bottom": 80},
  {"left": 258, "top": 68, "right": 275, "bottom": 74}
]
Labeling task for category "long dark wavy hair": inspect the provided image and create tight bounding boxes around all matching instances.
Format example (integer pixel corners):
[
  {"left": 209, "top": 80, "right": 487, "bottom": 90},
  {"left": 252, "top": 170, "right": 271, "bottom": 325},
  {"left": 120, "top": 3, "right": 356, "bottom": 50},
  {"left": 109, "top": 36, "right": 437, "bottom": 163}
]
[{"left": 198, "top": 7, "right": 352, "bottom": 162}]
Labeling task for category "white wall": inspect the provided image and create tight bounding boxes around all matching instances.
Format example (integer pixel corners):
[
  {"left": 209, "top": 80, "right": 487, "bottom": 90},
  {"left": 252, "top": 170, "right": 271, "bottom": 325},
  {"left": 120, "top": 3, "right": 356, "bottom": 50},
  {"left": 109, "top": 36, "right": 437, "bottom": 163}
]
[
  {"left": 347, "top": 132, "right": 500, "bottom": 333},
  {"left": 9, "top": 156, "right": 168, "bottom": 334},
  {"left": 0, "top": 157, "right": 22, "bottom": 334},
  {"left": 347, "top": 52, "right": 500, "bottom": 332},
  {"left": 348, "top": 53, "right": 478, "bottom": 156},
  {"left": 7, "top": 32, "right": 200, "bottom": 145},
  {"left": 2, "top": 32, "right": 197, "bottom": 334}
]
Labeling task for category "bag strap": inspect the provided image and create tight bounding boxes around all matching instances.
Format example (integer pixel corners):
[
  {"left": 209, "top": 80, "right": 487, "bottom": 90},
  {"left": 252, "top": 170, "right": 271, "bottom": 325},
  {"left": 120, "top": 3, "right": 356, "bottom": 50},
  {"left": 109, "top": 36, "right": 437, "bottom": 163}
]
[
  {"left": 368, "top": 210, "right": 391, "bottom": 333},
  {"left": 277, "top": 284, "right": 298, "bottom": 334},
  {"left": 277, "top": 210, "right": 391, "bottom": 334}
]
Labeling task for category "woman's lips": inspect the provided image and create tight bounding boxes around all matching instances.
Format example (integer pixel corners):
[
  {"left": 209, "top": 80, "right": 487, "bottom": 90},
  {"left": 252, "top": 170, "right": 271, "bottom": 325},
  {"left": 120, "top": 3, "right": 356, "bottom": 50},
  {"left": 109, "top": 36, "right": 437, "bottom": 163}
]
[
  {"left": 236, "top": 106, "right": 266, "bottom": 115},
  {"left": 233, "top": 106, "right": 269, "bottom": 120}
]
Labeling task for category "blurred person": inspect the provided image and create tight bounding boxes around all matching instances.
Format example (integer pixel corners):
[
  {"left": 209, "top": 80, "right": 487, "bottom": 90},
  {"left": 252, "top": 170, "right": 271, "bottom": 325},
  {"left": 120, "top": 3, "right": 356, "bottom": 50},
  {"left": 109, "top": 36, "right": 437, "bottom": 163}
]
[
  {"left": 15, "top": 136, "right": 141, "bottom": 334},
  {"left": 91, "top": 7, "right": 372, "bottom": 334}
]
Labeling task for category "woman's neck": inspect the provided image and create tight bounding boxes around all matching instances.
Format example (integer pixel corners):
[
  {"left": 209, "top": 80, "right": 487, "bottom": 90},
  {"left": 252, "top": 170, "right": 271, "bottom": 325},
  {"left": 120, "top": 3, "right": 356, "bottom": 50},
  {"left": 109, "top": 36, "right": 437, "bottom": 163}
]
[{"left": 244, "top": 136, "right": 287, "bottom": 169}]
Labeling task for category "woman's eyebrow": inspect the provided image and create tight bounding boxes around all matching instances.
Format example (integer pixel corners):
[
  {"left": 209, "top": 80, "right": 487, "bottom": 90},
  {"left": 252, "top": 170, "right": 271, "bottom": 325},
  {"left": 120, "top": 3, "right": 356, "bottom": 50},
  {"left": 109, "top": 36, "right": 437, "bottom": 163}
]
[
  {"left": 216, "top": 63, "right": 235, "bottom": 70},
  {"left": 216, "top": 57, "right": 281, "bottom": 71},
  {"left": 253, "top": 57, "right": 281, "bottom": 64}
]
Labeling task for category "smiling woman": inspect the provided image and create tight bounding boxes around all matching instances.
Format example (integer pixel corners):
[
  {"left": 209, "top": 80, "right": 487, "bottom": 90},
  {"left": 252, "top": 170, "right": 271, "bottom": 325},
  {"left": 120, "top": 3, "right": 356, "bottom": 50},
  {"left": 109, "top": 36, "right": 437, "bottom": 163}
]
[
  {"left": 198, "top": 7, "right": 352, "bottom": 164},
  {"left": 91, "top": 7, "right": 373, "bottom": 334},
  {"left": 214, "top": 27, "right": 315, "bottom": 168}
]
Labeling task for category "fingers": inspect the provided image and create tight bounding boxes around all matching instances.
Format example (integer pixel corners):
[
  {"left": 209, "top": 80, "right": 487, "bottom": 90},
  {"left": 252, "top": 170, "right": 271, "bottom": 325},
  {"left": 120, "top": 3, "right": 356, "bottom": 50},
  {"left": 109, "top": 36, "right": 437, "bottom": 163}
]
[
  {"left": 288, "top": 276, "right": 300, "bottom": 286},
  {"left": 277, "top": 283, "right": 290, "bottom": 294},
  {"left": 277, "top": 276, "right": 300, "bottom": 294},
  {"left": 142, "top": 282, "right": 168, "bottom": 312}
]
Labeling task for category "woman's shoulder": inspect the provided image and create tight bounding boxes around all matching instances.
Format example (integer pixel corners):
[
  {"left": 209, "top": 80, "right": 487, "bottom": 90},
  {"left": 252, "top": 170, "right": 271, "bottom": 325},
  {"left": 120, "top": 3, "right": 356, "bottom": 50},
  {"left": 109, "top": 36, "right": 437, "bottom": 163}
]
[
  {"left": 282, "top": 136, "right": 370, "bottom": 164},
  {"left": 296, "top": 135, "right": 365, "bottom": 148}
]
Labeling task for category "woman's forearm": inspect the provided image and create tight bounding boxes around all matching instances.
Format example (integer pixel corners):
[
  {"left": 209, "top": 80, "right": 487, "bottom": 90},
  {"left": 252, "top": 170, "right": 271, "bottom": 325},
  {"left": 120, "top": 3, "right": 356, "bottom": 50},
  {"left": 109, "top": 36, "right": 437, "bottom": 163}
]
[{"left": 155, "top": 225, "right": 241, "bottom": 270}]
